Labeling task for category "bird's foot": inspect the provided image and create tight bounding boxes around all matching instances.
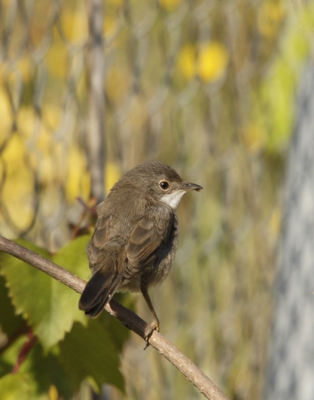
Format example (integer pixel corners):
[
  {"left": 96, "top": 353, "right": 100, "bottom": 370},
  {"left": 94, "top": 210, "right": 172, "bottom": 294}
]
[{"left": 143, "top": 321, "right": 159, "bottom": 350}]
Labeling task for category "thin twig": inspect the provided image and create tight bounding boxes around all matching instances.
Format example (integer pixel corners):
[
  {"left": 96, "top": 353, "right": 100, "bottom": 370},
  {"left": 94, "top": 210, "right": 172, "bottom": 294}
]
[
  {"left": 0, "top": 235, "right": 228, "bottom": 400},
  {"left": 11, "top": 330, "right": 38, "bottom": 374}
]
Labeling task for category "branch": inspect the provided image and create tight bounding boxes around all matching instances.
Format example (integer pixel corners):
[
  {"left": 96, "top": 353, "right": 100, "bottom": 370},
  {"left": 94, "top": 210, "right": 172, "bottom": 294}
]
[{"left": 0, "top": 236, "right": 228, "bottom": 400}]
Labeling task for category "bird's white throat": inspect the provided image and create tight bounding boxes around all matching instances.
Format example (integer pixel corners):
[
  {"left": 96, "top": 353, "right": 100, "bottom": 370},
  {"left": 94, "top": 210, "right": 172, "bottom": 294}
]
[{"left": 160, "top": 191, "right": 185, "bottom": 209}]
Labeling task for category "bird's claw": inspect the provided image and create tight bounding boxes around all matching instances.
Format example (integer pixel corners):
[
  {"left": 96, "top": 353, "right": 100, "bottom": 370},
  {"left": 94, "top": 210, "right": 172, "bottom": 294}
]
[{"left": 143, "top": 321, "right": 159, "bottom": 350}]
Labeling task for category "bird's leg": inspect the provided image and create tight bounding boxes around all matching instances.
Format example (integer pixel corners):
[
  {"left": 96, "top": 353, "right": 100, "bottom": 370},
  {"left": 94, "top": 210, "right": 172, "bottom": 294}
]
[{"left": 141, "top": 285, "right": 160, "bottom": 341}]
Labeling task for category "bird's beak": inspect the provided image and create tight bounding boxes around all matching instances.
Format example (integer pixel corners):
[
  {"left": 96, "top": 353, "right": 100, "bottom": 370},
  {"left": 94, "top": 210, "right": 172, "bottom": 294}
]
[{"left": 180, "top": 182, "right": 203, "bottom": 192}]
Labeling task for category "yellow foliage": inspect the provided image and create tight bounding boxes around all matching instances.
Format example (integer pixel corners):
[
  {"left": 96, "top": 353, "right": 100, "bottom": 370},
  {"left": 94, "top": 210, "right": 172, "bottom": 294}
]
[
  {"left": 106, "top": 161, "right": 121, "bottom": 193},
  {"left": 269, "top": 206, "right": 281, "bottom": 237},
  {"left": 43, "top": 106, "right": 61, "bottom": 131},
  {"left": 0, "top": 89, "right": 12, "bottom": 141},
  {"left": 300, "top": 4, "right": 314, "bottom": 31},
  {"left": 30, "top": 126, "right": 51, "bottom": 154},
  {"left": 2, "top": 135, "right": 25, "bottom": 172},
  {"left": 104, "top": 16, "right": 119, "bottom": 37},
  {"left": 61, "top": 1, "right": 121, "bottom": 40},
  {"left": 0, "top": 64, "right": 5, "bottom": 85},
  {"left": 66, "top": 146, "right": 90, "bottom": 202},
  {"left": 48, "top": 385, "right": 58, "bottom": 400},
  {"left": 177, "top": 42, "right": 229, "bottom": 82},
  {"left": 61, "top": 9, "right": 88, "bottom": 44},
  {"left": 106, "top": 67, "right": 132, "bottom": 104},
  {"left": 197, "top": 42, "right": 229, "bottom": 82},
  {"left": 45, "top": 40, "right": 67, "bottom": 79},
  {"left": 17, "top": 107, "right": 54, "bottom": 152},
  {"left": 16, "top": 57, "right": 33, "bottom": 82},
  {"left": 1, "top": 136, "right": 34, "bottom": 229},
  {"left": 2, "top": 106, "right": 58, "bottom": 193},
  {"left": 37, "top": 152, "right": 62, "bottom": 185},
  {"left": 257, "top": 1, "right": 286, "bottom": 38},
  {"left": 17, "top": 105, "right": 61, "bottom": 148},
  {"left": 66, "top": 147, "right": 121, "bottom": 201},
  {"left": 159, "top": 0, "right": 183, "bottom": 12},
  {"left": 16, "top": 107, "right": 65, "bottom": 184},
  {"left": 244, "top": 123, "right": 267, "bottom": 154},
  {"left": 127, "top": 96, "right": 148, "bottom": 130},
  {"left": 0, "top": 57, "right": 32, "bottom": 85},
  {"left": 16, "top": 107, "right": 35, "bottom": 140},
  {"left": 106, "top": 0, "right": 124, "bottom": 4},
  {"left": 177, "top": 45, "right": 196, "bottom": 80}
]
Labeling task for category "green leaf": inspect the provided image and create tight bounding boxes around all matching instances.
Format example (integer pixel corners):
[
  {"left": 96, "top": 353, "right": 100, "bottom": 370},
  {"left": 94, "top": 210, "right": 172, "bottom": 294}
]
[
  {"left": 53, "top": 235, "right": 91, "bottom": 281},
  {"left": 0, "top": 275, "right": 25, "bottom": 336},
  {"left": 0, "top": 373, "right": 32, "bottom": 400},
  {"left": 59, "top": 320, "right": 125, "bottom": 393},
  {"left": 97, "top": 296, "right": 132, "bottom": 352},
  {"left": 0, "top": 336, "right": 26, "bottom": 377},
  {"left": 1, "top": 334, "right": 79, "bottom": 400},
  {"left": 1, "top": 236, "right": 128, "bottom": 396},
  {"left": 0, "top": 236, "right": 90, "bottom": 350},
  {"left": 20, "top": 341, "right": 75, "bottom": 399}
]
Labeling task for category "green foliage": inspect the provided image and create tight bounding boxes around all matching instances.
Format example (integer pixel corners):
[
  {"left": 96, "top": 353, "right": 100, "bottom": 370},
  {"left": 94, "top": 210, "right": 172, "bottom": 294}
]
[
  {"left": 0, "top": 237, "right": 128, "bottom": 399},
  {"left": 1, "top": 237, "right": 89, "bottom": 349},
  {"left": 22, "top": 342, "right": 74, "bottom": 399},
  {"left": 59, "top": 320, "right": 125, "bottom": 391},
  {"left": 0, "top": 373, "right": 32, "bottom": 400},
  {"left": 0, "top": 275, "right": 25, "bottom": 337},
  {"left": 254, "top": 21, "right": 310, "bottom": 154}
]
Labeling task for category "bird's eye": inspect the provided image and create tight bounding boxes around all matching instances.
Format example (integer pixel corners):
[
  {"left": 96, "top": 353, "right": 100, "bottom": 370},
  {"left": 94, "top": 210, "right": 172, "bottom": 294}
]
[{"left": 159, "top": 180, "right": 170, "bottom": 191}]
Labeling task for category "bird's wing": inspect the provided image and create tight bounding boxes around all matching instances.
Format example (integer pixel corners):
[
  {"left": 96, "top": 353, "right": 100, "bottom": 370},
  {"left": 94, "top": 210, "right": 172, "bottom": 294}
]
[
  {"left": 88, "top": 214, "right": 112, "bottom": 272},
  {"left": 79, "top": 214, "right": 124, "bottom": 317},
  {"left": 125, "top": 206, "right": 174, "bottom": 278}
]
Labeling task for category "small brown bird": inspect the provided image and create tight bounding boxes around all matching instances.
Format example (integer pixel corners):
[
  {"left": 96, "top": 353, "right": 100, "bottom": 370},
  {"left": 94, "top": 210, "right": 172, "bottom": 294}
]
[{"left": 79, "top": 160, "right": 202, "bottom": 336}]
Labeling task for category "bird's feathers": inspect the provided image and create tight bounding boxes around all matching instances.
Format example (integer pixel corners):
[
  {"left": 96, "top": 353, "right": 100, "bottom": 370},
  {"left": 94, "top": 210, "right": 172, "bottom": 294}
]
[
  {"left": 79, "top": 269, "right": 122, "bottom": 317},
  {"left": 79, "top": 203, "right": 175, "bottom": 316},
  {"left": 126, "top": 210, "right": 174, "bottom": 269},
  {"left": 78, "top": 161, "right": 197, "bottom": 318}
]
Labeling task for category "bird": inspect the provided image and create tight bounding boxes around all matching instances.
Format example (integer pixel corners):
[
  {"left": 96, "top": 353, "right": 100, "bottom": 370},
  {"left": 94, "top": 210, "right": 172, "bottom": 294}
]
[{"left": 79, "top": 160, "right": 202, "bottom": 337}]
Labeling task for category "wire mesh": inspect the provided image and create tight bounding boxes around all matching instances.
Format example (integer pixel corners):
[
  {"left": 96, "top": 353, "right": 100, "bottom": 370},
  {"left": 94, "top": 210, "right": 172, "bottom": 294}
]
[{"left": 0, "top": 0, "right": 309, "bottom": 399}]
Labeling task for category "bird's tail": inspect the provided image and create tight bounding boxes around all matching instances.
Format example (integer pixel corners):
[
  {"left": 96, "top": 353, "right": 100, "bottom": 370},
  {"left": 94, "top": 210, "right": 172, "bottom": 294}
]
[{"left": 79, "top": 270, "right": 122, "bottom": 317}]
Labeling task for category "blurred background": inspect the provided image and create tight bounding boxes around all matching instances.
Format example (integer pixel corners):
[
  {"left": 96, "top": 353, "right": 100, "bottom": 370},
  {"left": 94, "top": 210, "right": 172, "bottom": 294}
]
[{"left": 0, "top": 0, "right": 314, "bottom": 399}]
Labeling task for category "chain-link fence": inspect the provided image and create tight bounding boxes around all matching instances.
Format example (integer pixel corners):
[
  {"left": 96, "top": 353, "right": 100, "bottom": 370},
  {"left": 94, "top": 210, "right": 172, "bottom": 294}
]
[{"left": 0, "top": 0, "right": 310, "bottom": 399}]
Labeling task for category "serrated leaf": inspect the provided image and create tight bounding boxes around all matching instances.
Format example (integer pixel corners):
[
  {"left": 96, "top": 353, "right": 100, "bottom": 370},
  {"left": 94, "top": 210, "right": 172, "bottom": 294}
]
[
  {"left": 59, "top": 320, "right": 125, "bottom": 393},
  {"left": 0, "top": 275, "right": 25, "bottom": 336},
  {"left": 52, "top": 234, "right": 91, "bottom": 281},
  {"left": 0, "top": 236, "right": 90, "bottom": 350}
]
